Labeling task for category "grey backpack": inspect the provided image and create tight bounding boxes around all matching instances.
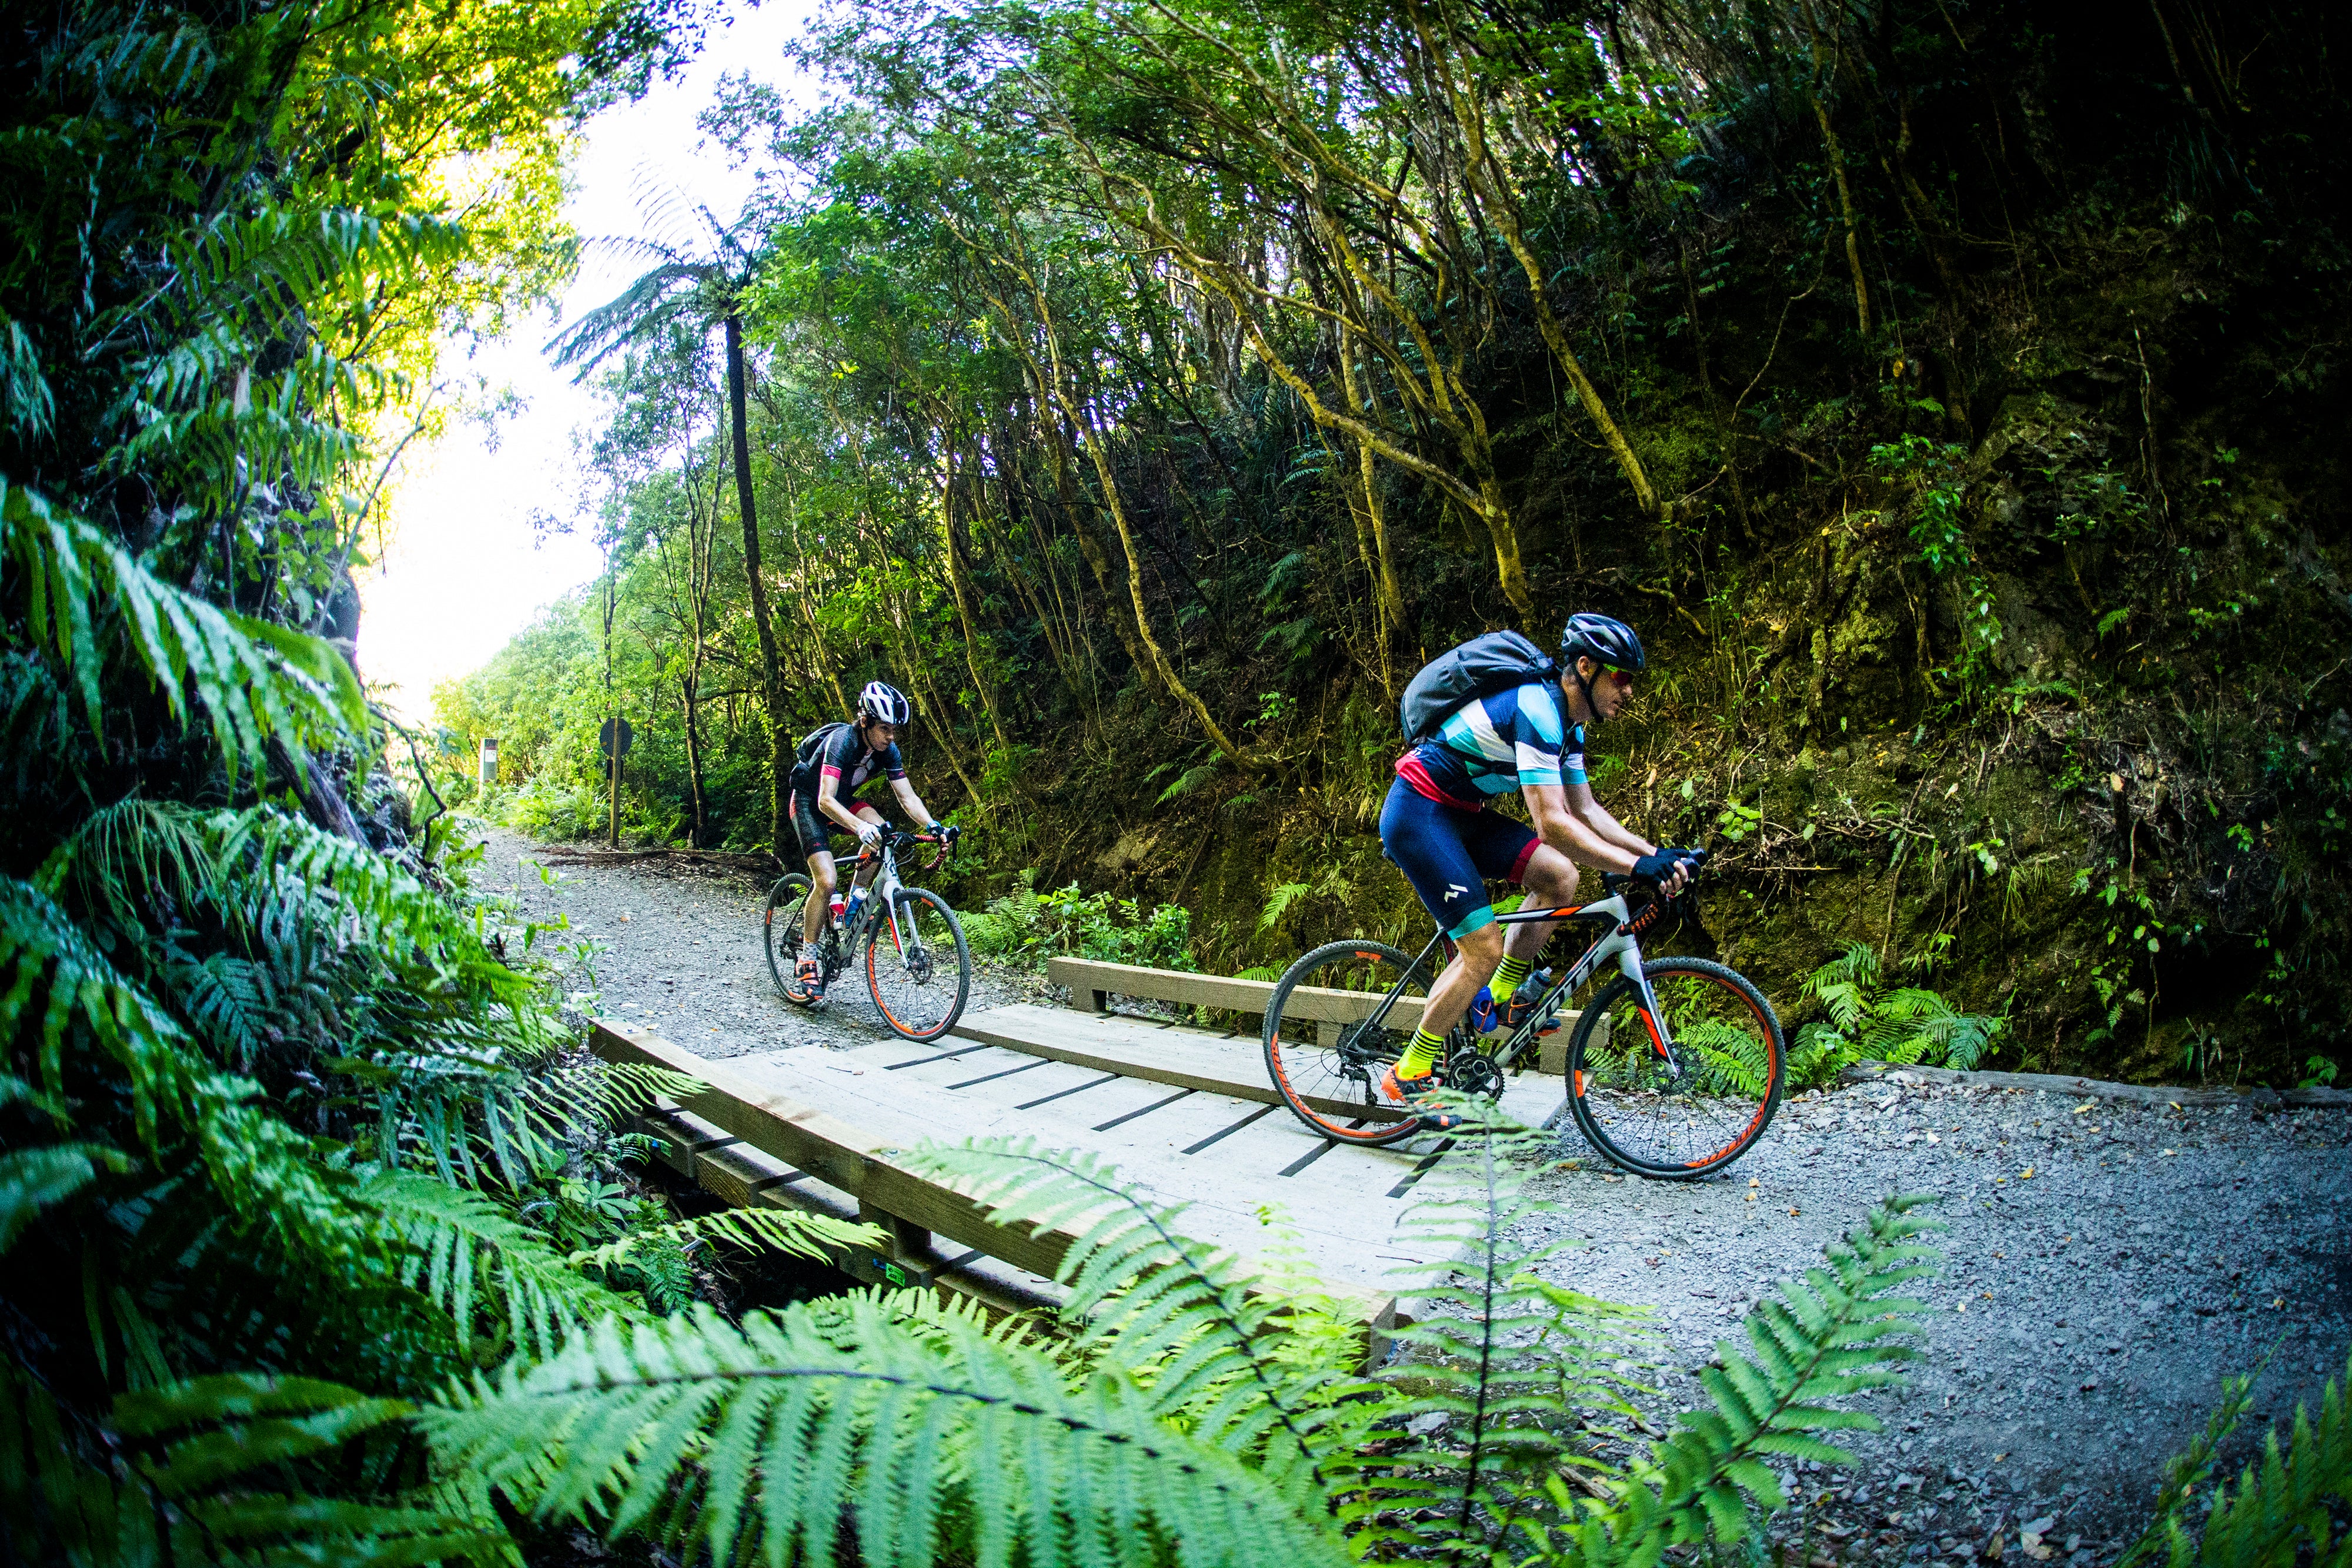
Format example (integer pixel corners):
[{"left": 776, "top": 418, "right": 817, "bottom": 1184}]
[{"left": 1398, "top": 631, "right": 1558, "bottom": 743}]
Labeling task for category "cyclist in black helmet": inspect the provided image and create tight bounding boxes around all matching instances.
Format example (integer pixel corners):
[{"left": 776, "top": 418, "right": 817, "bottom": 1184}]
[
  {"left": 1374, "top": 612, "right": 1693, "bottom": 1122},
  {"left": 781, "top": 681, "right": 958, "bottom": 1004}
]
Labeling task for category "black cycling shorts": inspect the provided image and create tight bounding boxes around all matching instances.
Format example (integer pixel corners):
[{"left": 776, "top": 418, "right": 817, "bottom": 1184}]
[{"left": 789, "top": 790, "right": 883, "bottom": 859}]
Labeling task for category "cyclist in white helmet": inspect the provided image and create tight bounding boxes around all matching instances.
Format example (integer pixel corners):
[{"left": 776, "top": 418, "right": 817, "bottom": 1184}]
[{"left": 781, "top": 681, "right": 958, "bottom": 1004}]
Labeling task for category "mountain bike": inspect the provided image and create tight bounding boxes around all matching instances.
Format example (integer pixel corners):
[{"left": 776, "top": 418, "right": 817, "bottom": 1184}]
[
  {"left": 1259, "top": 855, "right": 1785, "bottom": 1178},
  {"left": 763, "top": 828, "right": 972, "bottom": 1042}
]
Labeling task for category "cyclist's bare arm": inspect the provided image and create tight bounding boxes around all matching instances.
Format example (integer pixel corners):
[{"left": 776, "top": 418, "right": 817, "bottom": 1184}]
[
  {"left": 816, "top": 772, "right": 881, "bottom": 838},
  {"left": 1531, "top": 784, "right": 1688, "bottom": 897},
  {"left": 1563, "top": 778, "right": 1655, "bottom": 859},
  {"left": 1526, "top": 783, "right": 1641, "bottom": 875},
  {"left": 887, "top": 776, "right": 936, "bottom": 828}
]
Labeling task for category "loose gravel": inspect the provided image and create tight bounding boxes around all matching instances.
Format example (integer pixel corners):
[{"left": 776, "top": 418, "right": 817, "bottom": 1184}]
[
  {"left": 463, "top": 826, "right": 1045, "bottom": 1059},
  {"left": 464, "top": 824, "right": 2349, "bottom": 1561},
  {"left": 1521, "top": 1079, "right": 2352, "bottom": 1563}
]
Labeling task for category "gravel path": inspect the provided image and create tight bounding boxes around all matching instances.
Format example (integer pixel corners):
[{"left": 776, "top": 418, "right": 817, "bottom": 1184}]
[
  {"left": 463, "top": 826, "right": 1045, "bottom": 1059},
  {"left": 1522, "top": 1079, "right": 2351, "bottom": 1563},
  {"left": 463, "top": 824, "right": 2348, "bottom": 1560}
]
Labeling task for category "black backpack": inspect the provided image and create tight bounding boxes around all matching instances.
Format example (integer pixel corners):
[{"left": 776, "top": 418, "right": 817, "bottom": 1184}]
[
  {"left": 1398, "top": 631, "right": 1559, "bottom": 744},
  {"left": 791, "top": 722, "right": 846, "bottom": 781}
]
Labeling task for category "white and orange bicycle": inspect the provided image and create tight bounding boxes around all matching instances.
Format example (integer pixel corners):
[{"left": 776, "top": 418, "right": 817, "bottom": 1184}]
[
  {"left": 1261, "top": 853, "right": 1785, "bottom": 1178},
  {"left": 763, "top": 828, "right": 971, "bottom": 1042}
]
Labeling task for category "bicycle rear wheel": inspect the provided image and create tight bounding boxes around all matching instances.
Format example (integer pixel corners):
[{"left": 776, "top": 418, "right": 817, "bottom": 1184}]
[
  {"left": 866, "top": 887, "right": 971, "bottom": 1042},
  {"left": 1563, "top": 956, "right": 1784, "bottom": 1178},
  {"left": 764, "top": 874, "right": 816, "bottom": 1001},
  {"left": 1262, "top": 940, "right": 1435, "bottom": 1148}
]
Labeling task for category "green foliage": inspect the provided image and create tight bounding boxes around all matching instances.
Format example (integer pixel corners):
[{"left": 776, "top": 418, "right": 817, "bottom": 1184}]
[
  {"left": 1791, "top": 943, "right": 2004, "bottom": 1086},
  {"left": 2119, "top": 1352, "right": 2352, "bottom": 1568},
  {"left": 964, "top": 871, "right": 1197, "bottom": 971},
  {"left": 398, "top": 1115, "right": 1943, "bottom": 1568}
]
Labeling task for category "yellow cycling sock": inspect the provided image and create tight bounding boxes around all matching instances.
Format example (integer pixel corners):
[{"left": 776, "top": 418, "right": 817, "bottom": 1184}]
[
  {"left": 1492, "top": 955, "right": 1533, "bottom": 996},
  {"left": 1399, "top": 1027, "right": 1445, "bottom": 1079}
]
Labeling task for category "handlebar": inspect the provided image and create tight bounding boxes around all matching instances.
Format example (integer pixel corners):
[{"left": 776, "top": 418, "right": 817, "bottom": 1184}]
[{"left": 854, "top": 827, "right": 961, "bottom": 874}]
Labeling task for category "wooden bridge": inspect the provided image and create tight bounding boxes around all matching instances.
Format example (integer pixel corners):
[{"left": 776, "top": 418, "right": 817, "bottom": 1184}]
[{"left": 591, "top": 957, "right": 1599, "bottom": 1345}]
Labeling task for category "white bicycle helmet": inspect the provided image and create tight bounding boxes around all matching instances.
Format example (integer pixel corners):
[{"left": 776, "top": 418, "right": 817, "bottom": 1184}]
[{"left": 857, "top": 681, "right": 912, "bottom": 726}]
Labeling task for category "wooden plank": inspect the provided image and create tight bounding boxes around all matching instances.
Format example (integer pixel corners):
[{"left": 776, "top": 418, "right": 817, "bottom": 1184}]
[
  {"left": 1043, "top": 957, "right": 1591, "bottom": 1054},
  {"left": 590, "top": 1023, "right": 1401, "bottom": 1337},
  {"left": 955, "top": 1004, "right": 1413, "bottom": 1124},
  {"left": 643, "top": 1105, "right": 741, "bottom": 1178}
]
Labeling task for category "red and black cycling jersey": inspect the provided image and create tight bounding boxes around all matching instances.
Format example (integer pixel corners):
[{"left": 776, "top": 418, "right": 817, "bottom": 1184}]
[{"left": 790, "top": 722, "right": 906, "bottom": 801}]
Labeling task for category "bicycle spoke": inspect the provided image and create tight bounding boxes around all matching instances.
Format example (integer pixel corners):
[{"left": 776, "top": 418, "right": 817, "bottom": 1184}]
[
  {"left": 1262, "top": 941, "right": 1428, "bottom": 1146},
  {"left": 1570, "top": 958, "right": 1782, "bottom": 1176},
  {"left": 866, "top": 890, "right": 970, "bottom": 1041}
]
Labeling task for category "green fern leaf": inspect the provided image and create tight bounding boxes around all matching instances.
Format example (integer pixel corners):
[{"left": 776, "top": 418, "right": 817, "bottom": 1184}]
[{"left": 422, "top": 1300, "right": 1355, "bottom": 1568}]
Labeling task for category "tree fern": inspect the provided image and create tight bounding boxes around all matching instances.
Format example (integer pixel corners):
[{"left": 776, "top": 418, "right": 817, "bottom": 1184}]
[{"left": 421, "top": 1298, "right": 1356, "bottom": 1568}]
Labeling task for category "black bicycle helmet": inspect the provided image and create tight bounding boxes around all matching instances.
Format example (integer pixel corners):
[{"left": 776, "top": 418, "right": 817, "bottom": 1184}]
[
  {"left": 857, "top": 681, "right": 913, "bottom": 726},
  {"left": 1559, "top": 612, "right": 1646, "bottom": 673}
]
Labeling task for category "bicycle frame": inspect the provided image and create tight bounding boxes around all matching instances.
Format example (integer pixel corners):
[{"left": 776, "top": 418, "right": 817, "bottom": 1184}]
[
  {"left": 1380, "top": 886, "right": 1681, "bottom": 1079},
  {"left": 836, "top": 833, "right": 947, "bottom": 969}
]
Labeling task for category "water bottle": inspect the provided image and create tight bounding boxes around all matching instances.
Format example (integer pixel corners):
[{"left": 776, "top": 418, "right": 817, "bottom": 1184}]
[
  {"left": 828, "top": 894, "right": 847, "bottom": 930},
  {"left": 843, "top": 887, "right": 868, "bottom": 928}
]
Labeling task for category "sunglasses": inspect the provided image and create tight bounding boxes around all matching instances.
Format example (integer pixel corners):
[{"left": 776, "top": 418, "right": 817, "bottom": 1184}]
[{"left": 1597, "top": 666, "right": 1636, "bottom": 690}]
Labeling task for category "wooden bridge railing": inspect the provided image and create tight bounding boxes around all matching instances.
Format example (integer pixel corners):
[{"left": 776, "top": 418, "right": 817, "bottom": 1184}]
[{"left": 1046, "top": 955, "right": 1601, "bottom": 1072}]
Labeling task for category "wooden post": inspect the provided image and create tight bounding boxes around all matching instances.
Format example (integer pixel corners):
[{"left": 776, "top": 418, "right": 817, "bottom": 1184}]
[{"left": 477, "top": 737, "right": 498, "bottom": 785}]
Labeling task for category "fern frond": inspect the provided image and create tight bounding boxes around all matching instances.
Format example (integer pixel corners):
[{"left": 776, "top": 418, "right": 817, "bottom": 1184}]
[
  {"left": 422, "top": 1299, "right": 1354, "bottom": 1568},
  {"left": 1, "top": 1366, "right": 508, "bottom": 1565},
  {"left": 0, "top": 876, "right": 370, "bottom": 1256},
  {"left": 906, "top": 1136, "right": 1351, "bottom": 1491},
  {"left": 1352, "top": 1094, "right": 1648, "bottom": 1554},
  {"left": 2122, "top": 1350, "right": 2351, "bottom": 1568},
  {"left": 1635, "top": 1194, "right": 1943, "bottom": 1549},
  {"left": 0, "top": 1143, "right": 133, "bottom": 1252},
  {"left": 359, "top": 1170, "right": 640, "bottom": 1358},
  {"left": 569, "top": 1205, "right": 881, "bottom": 1273},
  {"left": 1, "top": 482, "right": 365, "bottom": 774}
]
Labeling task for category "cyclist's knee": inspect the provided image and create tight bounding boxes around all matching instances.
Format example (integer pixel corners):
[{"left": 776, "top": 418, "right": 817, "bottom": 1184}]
[
  {"left": 1454, "top": 921, "right": 1505, "bottom": 968},
  {"left": 1521, "top": 844, "right": 1579, "bottom": 901}
]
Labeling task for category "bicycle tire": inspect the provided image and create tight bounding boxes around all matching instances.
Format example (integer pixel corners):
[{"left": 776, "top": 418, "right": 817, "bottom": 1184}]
[
  {"left": 764, "top": 874, "right": 817, "bottom": 1002},
  {"left": 1563, "top": 955, "right": 1785, "bottom": 1179},
  {"left": 1262, "top": 939, "right": 1434, "bottom": 1148},
  {"left": 866, "top": 887, "right": 972, "bottom": 1042}
]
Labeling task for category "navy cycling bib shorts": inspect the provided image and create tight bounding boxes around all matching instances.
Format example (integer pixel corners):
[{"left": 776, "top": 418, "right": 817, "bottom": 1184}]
[{"left": 1378, "top": 783, "right": 1539, "bottom": 938}]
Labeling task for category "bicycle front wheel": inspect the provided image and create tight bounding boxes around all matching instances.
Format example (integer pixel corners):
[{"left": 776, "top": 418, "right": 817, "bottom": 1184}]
[
  {"left": 866, "top": 887, "right": 972, "bottom": 1042},
  {"left": 1564, "top": 956, "right": 1785, "bottom": 1178},
  {"left": 1262, "top": 940, "right": 1433, "bottom": 1148},
  {"left": 764, "top": 874, "right": 816, "bottom": 1000}
]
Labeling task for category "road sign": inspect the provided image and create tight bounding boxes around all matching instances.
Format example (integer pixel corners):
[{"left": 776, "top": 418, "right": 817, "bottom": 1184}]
[{"left": 598, "top": 717, "right": 634, "bottom": 762}]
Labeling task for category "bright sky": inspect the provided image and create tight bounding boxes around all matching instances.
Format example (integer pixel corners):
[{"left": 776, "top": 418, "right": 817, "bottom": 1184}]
[{"left": 359, "top": 0, "right": 821, "bottom": 726}]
